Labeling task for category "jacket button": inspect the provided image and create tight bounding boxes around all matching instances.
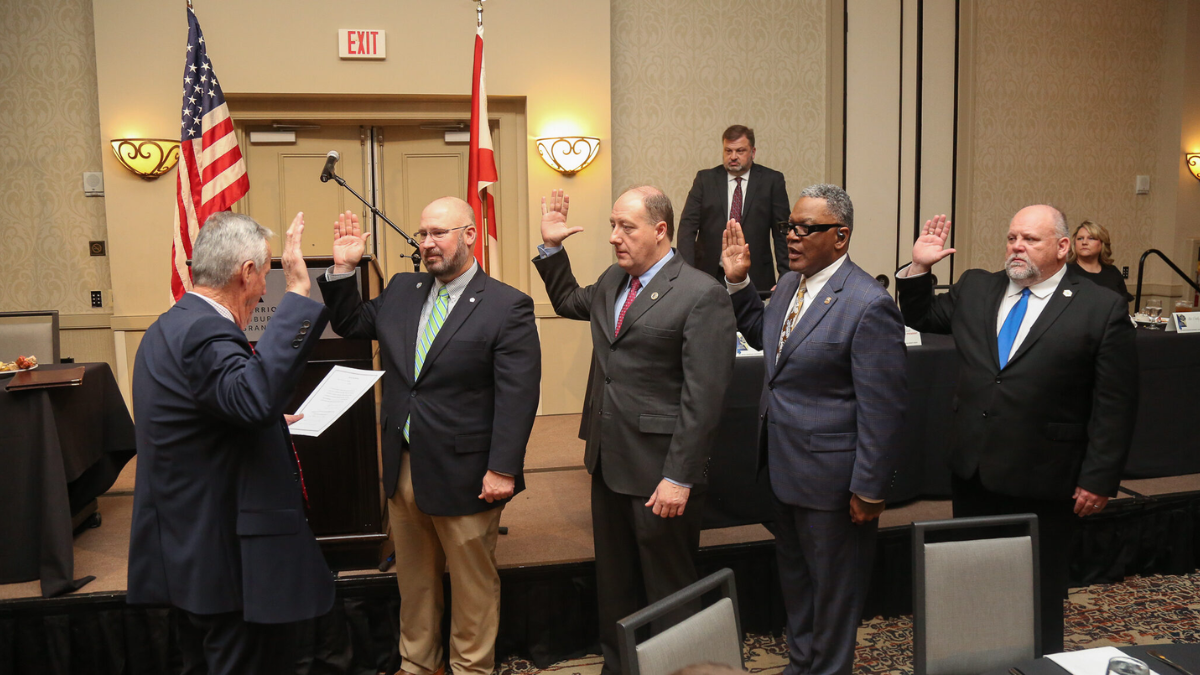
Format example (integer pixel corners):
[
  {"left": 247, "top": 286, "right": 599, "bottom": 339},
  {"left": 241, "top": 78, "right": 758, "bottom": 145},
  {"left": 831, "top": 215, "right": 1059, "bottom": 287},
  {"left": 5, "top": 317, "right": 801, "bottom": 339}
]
[
  {"left": 605, "top": 377, "right": 612, "bottom": 384},
  {"left": 301, "top": 320, "right": 312, "bottom": 328},
  {"left": 995, "top": 378, "right": 1001, "bottom": 384},
  {"left": 768, "top": 383, "right": 775, "bottom": 390},
  {"left": 299, "top": 327, "right": 308, "bottom": 335},
  {"left": 291, "top": 339, "right": 302, "bottom": 348},
  {"left": 410, "top": 391, "right": 417, "bottom": 398},
  {"left": 293, "top": 472, "right": 300, "bottom": 481},
  {"left": 610, "top": 345, "right": 616, "bottom": 352},
  {"left": 759, "top": 414, "right": 766, "bottom": 420},
  {"left": 982, "top": 411, "right": 988, "bottom": 418}
]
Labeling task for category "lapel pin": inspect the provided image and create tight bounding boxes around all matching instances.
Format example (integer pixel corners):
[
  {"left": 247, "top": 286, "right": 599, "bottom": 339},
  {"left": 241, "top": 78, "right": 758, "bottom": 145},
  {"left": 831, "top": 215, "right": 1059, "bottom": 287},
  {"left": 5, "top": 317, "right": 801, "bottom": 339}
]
[
  {"left": 824, "top": 297, "right": 831, "bottom": 304},
  {"left": 469, "top": 297, "right": 476, "bottom": 303},
  {"left": 651, "top": 292, "right": 659, "bottom": 300},
  {"left": 416, "top": 282, "right": 423, "bottom": 288},
  {"left": 1063, "top": 289, "right": 1073, "bottom": 297}
]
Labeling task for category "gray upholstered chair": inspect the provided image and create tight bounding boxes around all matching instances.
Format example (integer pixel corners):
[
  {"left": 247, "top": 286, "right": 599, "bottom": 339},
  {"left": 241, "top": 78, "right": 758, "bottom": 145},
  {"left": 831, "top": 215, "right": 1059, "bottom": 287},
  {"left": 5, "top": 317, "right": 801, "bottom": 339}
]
[
  {"left": 617, "top": 568, "right": 743, "bottom": 675},
  {"left": 913, "top": 514, "right": 1041, "bottom": 675},
  {"left": 0, "top": 310, "right": 59, "bottom": 364}
]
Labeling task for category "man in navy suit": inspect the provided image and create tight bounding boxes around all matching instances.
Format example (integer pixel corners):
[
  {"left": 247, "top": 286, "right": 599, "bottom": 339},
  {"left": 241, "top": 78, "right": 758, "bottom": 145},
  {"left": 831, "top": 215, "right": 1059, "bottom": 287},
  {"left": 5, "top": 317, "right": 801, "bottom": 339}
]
[
  {"left": 896, "top": 206, "right": 1138, "bottom": 653},
  {"left": 678, "top": 125, "right": 791, "bottom": 292},
  {"left": 318, "top": 198, "right": 540, "bottom": 675},
  {"left": 722, "top": 184, "right": 907, "bottom": 675},
  {"left": 128, "top": 211, "right": 333, "bottom": 675}
]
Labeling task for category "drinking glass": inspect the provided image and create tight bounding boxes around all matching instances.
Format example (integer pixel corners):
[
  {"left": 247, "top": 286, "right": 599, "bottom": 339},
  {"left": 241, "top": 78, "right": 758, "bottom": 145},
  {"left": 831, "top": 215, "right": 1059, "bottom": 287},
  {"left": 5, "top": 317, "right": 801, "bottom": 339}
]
[
  {"left": 1106, "top": 656, "right": 1150, "bottom": 675},
  {"left": 1146, "top": 299, "right": 1163, "bottom": 321}
]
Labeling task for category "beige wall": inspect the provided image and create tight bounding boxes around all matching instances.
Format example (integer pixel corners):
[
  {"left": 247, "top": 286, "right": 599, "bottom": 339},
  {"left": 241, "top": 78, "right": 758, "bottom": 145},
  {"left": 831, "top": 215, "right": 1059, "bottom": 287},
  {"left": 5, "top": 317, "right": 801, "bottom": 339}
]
[
  {"left": 610, "top": 0, "right": 828, "bottom": 218},
  {"left": 0, "top": 0, "right": 112, "bottom": 307},
  {"left": 965, "top": 0, "right": 1176, "bottom": 290},
  {"left": 91, "top": 0, "right": 612, "bottom": 410}
]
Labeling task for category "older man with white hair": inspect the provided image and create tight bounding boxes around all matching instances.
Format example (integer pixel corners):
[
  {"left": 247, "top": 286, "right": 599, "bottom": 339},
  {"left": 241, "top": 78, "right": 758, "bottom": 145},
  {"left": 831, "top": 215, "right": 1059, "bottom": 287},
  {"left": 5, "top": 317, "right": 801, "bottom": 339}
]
[
  {"left": 896, "top": 204, "right": 1139, "bottom": 653},
  {"left": 128, "top": 211, "right": 333, "bottom": 675}
]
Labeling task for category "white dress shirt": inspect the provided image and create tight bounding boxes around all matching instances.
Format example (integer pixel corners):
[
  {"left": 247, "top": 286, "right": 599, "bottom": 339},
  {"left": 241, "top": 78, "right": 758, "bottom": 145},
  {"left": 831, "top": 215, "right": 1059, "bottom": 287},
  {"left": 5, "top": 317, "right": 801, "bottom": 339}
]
[
  {"left": 727, "top": 171, "right": 750, "bottom": 222},
  {"left": 996, "top": 264, "right": 1067, "bottom": 362},
  {"left": 189, "top": 291, "right": 236, "bottom": 325}
]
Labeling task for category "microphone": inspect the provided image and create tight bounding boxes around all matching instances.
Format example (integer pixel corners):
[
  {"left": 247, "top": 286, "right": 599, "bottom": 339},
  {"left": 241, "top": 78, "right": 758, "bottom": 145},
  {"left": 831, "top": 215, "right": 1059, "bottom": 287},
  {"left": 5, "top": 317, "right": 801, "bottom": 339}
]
[{"left": 319, "top": 150, "right": 340, "bottom": 183}]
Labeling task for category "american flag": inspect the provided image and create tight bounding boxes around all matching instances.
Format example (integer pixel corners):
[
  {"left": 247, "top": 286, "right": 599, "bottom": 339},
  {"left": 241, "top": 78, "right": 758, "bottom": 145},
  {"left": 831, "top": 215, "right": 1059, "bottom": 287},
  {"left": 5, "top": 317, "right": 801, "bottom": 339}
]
[{"left": 171, "top": 6, "right": 249, "bottom": 301}]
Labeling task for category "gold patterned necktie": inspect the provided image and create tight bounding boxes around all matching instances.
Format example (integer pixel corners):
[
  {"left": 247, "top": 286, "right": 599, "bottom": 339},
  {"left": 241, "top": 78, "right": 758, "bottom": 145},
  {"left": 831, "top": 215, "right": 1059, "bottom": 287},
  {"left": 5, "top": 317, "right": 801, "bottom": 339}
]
[{"left": 776, "top": 278, "right": 808, "bottom": 361}]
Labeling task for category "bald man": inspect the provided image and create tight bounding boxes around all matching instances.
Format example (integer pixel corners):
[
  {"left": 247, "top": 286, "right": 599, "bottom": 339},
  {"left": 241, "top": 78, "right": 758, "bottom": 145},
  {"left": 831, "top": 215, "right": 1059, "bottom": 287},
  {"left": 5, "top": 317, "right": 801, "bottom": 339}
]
[
  {"left": 319, "top": 198, "right": 541, "bottom": 675},
  {"left": 896, "top": 205, "right": 1138, "bottom": 653}
]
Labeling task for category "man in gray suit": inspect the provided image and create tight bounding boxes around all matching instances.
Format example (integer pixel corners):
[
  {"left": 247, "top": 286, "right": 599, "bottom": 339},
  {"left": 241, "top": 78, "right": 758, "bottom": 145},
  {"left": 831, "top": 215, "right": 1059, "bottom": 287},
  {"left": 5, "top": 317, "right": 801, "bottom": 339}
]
[
  {"left": 721, "top": 184, "right": 907, "bottom": 675},
  {"left": 534, "top": 187, "right": 736, "bottom": 675}
]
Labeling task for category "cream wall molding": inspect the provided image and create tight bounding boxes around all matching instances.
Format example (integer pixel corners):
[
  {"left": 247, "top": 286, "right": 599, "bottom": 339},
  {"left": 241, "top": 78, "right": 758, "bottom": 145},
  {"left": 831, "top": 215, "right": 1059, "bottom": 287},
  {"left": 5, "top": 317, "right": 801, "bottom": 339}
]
[
  {"left": 60, "top": 313, "right": 113, "bottom": 329},
  {"left": 111, "top": 315, "right": 157, "bottom": 331}
]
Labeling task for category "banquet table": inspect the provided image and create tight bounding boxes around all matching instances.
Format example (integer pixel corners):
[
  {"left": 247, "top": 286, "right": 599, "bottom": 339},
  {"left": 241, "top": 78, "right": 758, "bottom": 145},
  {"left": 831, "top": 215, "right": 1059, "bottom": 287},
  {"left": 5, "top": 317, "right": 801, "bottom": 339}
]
[
  {"left": 980, "top": 644, "right": 1200, "bottom": 675},
  {"left": 0, "top": 362, "right": 135, "bottom": 596}
]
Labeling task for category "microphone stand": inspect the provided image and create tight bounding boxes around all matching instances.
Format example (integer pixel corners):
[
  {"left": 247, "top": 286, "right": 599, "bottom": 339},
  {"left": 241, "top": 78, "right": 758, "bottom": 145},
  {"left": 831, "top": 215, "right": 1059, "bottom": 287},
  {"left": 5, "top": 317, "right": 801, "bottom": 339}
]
[{"left": 323, "top": 170, "right": 421, "bottom": 272}]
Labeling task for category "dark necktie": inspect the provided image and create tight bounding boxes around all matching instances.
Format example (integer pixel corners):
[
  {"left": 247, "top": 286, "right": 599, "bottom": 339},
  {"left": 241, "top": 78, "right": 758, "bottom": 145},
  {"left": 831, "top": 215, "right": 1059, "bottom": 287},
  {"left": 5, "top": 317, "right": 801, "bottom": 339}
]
[
  {"left": 730, "top": 177, "right": 744, "bottom": 222},
  {"left": 615, "top": 277, "right": 641, "bottom": 337},
  {"left": 997, "top": 288, "right": 1032, "bottom": 369}
]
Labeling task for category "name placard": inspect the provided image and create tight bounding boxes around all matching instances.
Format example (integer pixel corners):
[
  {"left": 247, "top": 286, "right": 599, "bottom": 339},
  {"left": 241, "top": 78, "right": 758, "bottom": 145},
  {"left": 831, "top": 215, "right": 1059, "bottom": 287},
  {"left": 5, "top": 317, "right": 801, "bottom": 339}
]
[
  {"left": 339, "top": 29, "right": 386, "bottom": 59},
  {"left": 1168, "top": 311, "right": 1200, "bottom": 333},
  {"left": 904, "top": 326, "right": 923, "bottom": 347}
]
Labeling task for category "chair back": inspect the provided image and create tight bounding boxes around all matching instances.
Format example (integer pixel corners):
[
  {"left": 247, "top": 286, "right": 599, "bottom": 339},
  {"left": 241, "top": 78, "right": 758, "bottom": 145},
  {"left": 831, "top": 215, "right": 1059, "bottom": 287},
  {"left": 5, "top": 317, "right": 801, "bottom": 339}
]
[
  {"left": 913, "top": 514, "right": 1040, "bottom": 675},
  {"left": 0, "top": 311, "right": 59, "bottom": 364},
  {"left": 617, "top": 568, "right": 743, "bottom": 675}
]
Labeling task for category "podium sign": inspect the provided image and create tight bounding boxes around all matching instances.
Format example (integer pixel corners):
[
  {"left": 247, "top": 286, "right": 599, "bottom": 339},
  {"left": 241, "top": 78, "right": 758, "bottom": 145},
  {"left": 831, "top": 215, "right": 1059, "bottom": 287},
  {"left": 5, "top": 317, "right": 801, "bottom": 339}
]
[{"left": 244, "top": 267, "right": 352, "bottom": 342}]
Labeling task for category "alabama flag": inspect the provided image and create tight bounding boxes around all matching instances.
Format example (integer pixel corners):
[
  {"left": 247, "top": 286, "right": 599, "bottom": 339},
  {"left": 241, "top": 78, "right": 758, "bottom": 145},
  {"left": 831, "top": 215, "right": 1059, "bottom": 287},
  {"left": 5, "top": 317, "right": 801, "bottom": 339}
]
[{"left": 468, "top": 24, "right": 499, "bottom": 273}]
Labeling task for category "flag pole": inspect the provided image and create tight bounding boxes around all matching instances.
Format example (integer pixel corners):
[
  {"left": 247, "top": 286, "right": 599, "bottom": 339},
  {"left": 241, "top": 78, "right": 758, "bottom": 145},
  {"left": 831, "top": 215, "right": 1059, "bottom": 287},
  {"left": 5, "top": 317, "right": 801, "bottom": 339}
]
[{"left": 476, "top": 0, "right": 488, "bottom": 271}]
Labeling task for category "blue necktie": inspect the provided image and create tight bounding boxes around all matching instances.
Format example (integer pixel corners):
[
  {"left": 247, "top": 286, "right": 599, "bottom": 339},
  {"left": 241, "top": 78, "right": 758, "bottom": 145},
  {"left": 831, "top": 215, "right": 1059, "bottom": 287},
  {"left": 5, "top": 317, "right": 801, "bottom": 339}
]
[{"left": 997, "top": 288, "right": 1031, "bottom": 369}]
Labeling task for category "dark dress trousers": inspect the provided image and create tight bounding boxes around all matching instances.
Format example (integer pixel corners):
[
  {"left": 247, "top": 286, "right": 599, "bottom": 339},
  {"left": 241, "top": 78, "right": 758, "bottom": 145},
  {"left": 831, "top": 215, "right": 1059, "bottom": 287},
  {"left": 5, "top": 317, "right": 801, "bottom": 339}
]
[
  {"left": 677, "top": 163, "right": 791, "bottom": 291},
  {"left": 896, "top": 266, "right": 1138, "bottom": 652},
  {"left": 533, "top": 249, "right": 735, "bottom": 675},
  {"left": 128, "top": 292, "right": 335, "bottom": 671},
  {"left": 318, "top": 269, "right": 540, "bottom": 516},
  {"left": 731, "top": 258, "right": 907, "bottom": 675}
]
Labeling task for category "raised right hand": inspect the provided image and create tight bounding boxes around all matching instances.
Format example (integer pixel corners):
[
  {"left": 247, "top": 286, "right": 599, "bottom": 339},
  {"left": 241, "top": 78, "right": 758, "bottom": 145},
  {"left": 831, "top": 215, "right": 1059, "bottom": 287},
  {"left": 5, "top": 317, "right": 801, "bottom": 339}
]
[
  {"left": 540, "top": 189, "right": 583, "bottom": 248},
  {"left": 721, "top": 219, "right": 752, "bottom": 284},
  {"left": 909, "top": 214, "right": 956, "bottom": 275},
  {"left": 332, "top": 210, "right": 371, "bottom": 274}
]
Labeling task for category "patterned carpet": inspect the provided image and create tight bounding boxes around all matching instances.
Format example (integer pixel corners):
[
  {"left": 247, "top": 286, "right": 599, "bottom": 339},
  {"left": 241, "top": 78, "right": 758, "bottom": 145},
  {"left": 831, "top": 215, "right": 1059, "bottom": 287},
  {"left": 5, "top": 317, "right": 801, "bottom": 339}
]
[{"left": 496, "top": 572, "right": 1200, "bottom": 675}]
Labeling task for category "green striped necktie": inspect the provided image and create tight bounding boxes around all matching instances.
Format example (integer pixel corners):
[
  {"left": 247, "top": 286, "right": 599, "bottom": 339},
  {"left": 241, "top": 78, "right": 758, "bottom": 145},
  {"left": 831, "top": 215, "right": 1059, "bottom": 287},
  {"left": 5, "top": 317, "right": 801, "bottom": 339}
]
[{"left": 404, "top": 285, "right": 450, "bottom": 443}]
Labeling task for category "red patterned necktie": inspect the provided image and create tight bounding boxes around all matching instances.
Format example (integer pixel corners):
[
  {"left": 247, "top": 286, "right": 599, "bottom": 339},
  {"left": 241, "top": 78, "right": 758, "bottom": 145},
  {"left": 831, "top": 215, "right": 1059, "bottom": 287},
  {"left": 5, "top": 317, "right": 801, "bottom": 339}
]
[
  {"left": 615, "top": 277, "right": 641, "bottom": 337},
  {"left": 730, "top": 176, "right": 744, "bottom": 222}
]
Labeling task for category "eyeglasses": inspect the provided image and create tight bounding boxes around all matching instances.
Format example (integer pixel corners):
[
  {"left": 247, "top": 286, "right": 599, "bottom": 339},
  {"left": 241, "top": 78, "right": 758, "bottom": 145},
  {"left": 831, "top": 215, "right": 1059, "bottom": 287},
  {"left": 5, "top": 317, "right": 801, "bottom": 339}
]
[
  {"left": 774, "top": 222, "right": 842, "bottom": 238},
  {"left": 415, "top": 225, "right": 470, "bottom": 243}
]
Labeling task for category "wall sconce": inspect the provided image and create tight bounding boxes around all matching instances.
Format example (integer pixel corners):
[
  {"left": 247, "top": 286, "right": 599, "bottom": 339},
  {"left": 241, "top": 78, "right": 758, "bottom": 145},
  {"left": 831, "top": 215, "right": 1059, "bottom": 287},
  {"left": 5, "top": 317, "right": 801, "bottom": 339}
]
[
  {"left": 1188, "top": 154, "right": 1200, "bottom": 183},
  {"left": 536, "top": 136, "right": 600, "bottom": 176},
  {"left": 110, "top": 138, "right": 181, "bottom": 180}
]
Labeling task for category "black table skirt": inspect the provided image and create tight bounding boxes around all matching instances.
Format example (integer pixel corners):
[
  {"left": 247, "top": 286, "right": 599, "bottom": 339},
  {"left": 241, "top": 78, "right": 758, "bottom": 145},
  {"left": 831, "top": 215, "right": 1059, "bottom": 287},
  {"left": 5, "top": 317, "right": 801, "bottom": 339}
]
[
  {"left": 981, "top": 643, "right": 1200, "bottom": 675},
  {"left": 702, "top": 331, "right": 1200, "bottom": 528},
  {"left": 0, "top": 362, "right": 135, "bottom": 596}
]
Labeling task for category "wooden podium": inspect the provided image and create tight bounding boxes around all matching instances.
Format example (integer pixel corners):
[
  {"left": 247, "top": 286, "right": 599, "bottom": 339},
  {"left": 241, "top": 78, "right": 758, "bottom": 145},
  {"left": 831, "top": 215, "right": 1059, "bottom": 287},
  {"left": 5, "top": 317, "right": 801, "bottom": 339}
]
[{"left": 257, "top": 256, "right": 386, "bottom": 570}]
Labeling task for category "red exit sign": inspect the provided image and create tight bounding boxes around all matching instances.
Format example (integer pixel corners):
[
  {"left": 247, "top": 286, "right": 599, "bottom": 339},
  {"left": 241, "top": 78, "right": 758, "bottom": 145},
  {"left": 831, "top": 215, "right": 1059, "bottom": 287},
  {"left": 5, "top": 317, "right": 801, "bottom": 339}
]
[{"left": 338, "top": 29, "right": 386, "bottom": 59}]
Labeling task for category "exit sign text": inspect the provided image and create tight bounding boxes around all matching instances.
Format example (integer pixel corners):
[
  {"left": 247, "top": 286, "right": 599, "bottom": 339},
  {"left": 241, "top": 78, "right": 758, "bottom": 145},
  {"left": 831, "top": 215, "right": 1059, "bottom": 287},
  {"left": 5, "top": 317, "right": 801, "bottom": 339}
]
[{"left": 339, "top": 29, "right": 386, "bottom": 59}]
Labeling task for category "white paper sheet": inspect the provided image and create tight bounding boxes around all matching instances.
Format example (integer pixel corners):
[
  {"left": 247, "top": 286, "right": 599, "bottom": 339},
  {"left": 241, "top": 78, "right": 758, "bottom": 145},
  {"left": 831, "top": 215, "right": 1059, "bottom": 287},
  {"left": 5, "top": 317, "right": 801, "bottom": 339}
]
[
  {"left": 1046, "top": 646, "right": 1161, "bottom": 675},
  {"left": 288, "top": 365, "right": 384, "bottom": 437}
]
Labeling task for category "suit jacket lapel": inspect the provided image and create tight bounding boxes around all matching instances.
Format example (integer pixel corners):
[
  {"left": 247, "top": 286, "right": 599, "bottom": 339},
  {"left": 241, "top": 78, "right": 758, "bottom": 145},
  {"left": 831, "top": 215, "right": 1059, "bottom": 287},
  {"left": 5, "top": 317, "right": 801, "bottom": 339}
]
[
  {"left": 614, "top": 254, "right": 681, "bottom": 341},
  {"left": 399, "top": 274, "right": 433, "bottom": 384},
  {"left": 601, "top": 267, "right": 622, "bottom": 343},
  {"left": 1006, "top": 271, "right": 1077, "bottom": 368},
  {"left": 738, "top": 164, "right": 760, "bottom": 221},
  {"left": 773, "top": 259, "right": 852, "bottom": 374},
  {"left": 987, "top": 273, "right": 1007, "bottom": 370},
  {"left": 415, "top": 271, "right": 487, "bottom": 384}
]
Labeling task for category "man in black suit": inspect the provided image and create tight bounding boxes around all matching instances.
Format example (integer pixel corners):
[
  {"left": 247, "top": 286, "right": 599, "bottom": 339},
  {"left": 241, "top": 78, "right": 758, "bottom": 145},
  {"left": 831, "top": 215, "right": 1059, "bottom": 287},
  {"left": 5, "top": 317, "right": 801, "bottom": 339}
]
[
  {"left": 129, "top": 211, "right": 333, "bottom": 675},
  {"left": 896, "top": 205, "right": 1139, "bottom": 653},
  {"left": 318, "top": 198, "right": 540, "bottom": 675},
  {"left": 534, "top": 187, "right": 736, "bottom": 675},
  {"left": 678, "top": 125, "right": 791, "bottom": 291}
]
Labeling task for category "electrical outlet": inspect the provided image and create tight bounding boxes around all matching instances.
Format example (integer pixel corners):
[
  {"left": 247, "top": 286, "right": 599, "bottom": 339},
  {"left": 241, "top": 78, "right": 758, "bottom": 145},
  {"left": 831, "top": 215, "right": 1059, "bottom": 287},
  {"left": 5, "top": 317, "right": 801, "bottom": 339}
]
[
  {"left": 1122, "top": 266, "right": 1129, "bottom": 279},
  {"left": 91, "top": 290, "right": 103, "bottom": 308}
]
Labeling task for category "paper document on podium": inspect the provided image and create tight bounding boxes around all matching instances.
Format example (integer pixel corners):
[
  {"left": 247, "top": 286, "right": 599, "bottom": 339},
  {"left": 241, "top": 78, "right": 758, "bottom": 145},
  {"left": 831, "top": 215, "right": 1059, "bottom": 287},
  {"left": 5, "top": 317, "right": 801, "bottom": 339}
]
[{"left": 288, "top": 365, "right": 384, "bottom": 437}]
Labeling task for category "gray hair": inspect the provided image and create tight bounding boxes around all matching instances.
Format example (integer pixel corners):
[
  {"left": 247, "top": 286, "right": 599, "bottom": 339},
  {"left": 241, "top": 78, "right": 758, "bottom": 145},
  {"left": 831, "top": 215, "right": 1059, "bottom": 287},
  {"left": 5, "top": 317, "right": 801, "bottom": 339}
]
[
  {"left": 191, "top": 212, "right": 272, "bottom": 288},
  {"left": 798, "top": 184, "right": 854, "bottom": 231}
]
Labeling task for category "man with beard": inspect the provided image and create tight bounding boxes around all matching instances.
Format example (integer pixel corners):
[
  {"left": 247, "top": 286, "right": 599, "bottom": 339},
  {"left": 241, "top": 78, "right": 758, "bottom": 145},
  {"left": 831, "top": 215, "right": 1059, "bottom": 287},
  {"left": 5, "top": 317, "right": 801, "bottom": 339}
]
[
  {"left": 318, "top": 198, "right": 540, "bottom": 675},
  {"left": 896, "top": 204, "right": 1138, "bottom": 653},
  {"left": 677, "top": 125, "right": 791, "bottom": 292}
]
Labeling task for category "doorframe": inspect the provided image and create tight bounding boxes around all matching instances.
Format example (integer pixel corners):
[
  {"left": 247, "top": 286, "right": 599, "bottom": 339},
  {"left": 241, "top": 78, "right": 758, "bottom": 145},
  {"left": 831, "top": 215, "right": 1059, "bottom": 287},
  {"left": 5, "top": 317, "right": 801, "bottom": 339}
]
[{"left": 225, "top": 94, "right": 532, "bottom": 294}]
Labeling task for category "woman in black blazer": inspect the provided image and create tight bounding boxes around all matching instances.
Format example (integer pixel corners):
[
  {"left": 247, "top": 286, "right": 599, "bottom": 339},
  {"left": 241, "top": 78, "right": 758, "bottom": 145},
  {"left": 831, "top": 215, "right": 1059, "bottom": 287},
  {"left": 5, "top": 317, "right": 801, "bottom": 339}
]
[{"left": 1068, "top": 220, "right": 1133, "bottom": 304}]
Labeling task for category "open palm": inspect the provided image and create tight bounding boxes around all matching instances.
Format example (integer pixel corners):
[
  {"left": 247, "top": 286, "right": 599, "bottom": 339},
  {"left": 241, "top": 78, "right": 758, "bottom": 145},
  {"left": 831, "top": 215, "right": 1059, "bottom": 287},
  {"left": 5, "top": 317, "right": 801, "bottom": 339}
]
[
  {"left": 721, "top": 220, "right": 752, "bottom": 283},
  {"left": 911, "top": 214, "right": 955, "bottom": 273},
  {"left": 540, "top": 189, "right": 583, "bottom": 247},
  {"left": 332, "top": 210, "right": 371, "bottom": 273}
]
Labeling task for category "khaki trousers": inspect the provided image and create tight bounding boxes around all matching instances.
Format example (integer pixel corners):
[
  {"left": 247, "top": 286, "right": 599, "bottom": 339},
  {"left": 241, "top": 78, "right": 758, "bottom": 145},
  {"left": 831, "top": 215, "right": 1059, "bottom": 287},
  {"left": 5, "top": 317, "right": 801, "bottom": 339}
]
[{"left": 389, "top": 451, "right": 503, "bottom": 675}]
